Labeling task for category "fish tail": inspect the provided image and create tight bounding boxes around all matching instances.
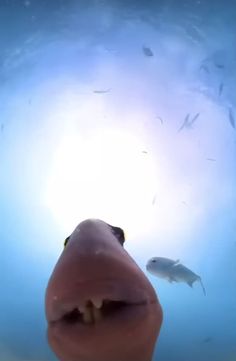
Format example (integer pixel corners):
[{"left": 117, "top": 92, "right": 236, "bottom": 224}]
[{"left": 199, "top": 278, "right": 206, "bottom": 296}]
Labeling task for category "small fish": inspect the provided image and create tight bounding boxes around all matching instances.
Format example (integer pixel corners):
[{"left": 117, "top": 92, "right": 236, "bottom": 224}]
[
  {"left": 146, "top": 256, "right": 206, "bottom": 295},
  {"left": 206, "top": 158, "right": 216, "bottom": 162},
  {"left": 142, "top": 150, "right": 148, "bottom": 154},
  {"left": 152, "top": 194, "right": 157, "bottom": 205},
  {"left": 178, "top": 113, "right": 200, "bottom": 132},
  {"left": 178, "top": 113, "right": 190, "bottom": 132},
  {"left": 215, "top": 63, "right": 224, "bottom": 69},
  {"left": 200, "top": 64, "right": 210, "bottom": 73},
  {"left": 203, "top": 337, "right": 212, "bottom": 343},
  {"left": 0, "top": 123, "right": 4, "bottom": 132},
  {"left": 218, "top": 83, "right": 224, "bottom": 96},
  {"left": 156, "top": 116, "right": 163, "bottom": 124},
  {"left": 190, "top": 112, "right": 200, "bottom": 125},
  {"left": 228, "top": 108, "right": 235, "bottom": 129},
  {"left": 142, "top": 46, "right": 154, "bottom": 57},
  {"left": 93, "top": 88, "right": 111, "bottom": 94}
]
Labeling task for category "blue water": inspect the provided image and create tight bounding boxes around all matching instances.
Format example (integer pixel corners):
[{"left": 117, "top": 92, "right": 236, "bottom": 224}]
[{"left": 1, "top": 1, "right": 236, "bottom": 360}]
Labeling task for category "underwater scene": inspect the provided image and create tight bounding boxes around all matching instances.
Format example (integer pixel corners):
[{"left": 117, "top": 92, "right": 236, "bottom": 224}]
[{"left": 0, "top": 0, "right": 236, "bottom": 360}]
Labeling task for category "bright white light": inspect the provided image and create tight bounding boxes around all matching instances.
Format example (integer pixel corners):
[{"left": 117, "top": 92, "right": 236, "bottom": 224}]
[{"left": 44, "top": 128, "right": 159, "bottom": 238}]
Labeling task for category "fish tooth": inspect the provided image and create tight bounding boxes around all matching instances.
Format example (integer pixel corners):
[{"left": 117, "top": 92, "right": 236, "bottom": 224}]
[
  {"left": 92, "top": 298, "right": 103, "bottom": 309},
  {"left": 93, "top": 307, "right": 102, "bottom": 322},
  {"left": 83, "top": 305, "right": 93, "bottom": 324}
]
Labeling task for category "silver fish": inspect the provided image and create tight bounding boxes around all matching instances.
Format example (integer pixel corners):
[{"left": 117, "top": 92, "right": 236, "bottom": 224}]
[
  {"left": 156, "top": 116, "right": 163, "bottom": 124},
  {"left": 178, "top": 113, "right": 190, "bottom": 132},
  {"left": 147, "top": 257, "right": 180, "bottom": 279},
  {"left": 215, "top": 63, "right": 224, "bottom": 69},
  {"left": 190, "top": 112, "right": 200, "bottom": 125},
  {"left": 203, "top": 336, "right": 212, "bottom": 343},
  {"left": 228, "top": 108, "right": 235, "bottom": 129},
  {"left": 200, "top": 64, "right": 210, "bottom": 73},
  {"left": 218, "top": 83, "right": 224, "bottom": 96},
  {"left": 93, "top": 88, "right": 111, "bottom": 94},
  {"left": 142, "top": 46, "right": 154, "bottom": 57},
  {"left": 178, "top": 113, "right": 200, "bottom": 132},
  {"left": 146, "top": 257, "right": 206, "bottom": 295}
]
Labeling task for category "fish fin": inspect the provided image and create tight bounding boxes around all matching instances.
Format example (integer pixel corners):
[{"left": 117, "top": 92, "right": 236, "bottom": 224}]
[
  {"left": 174, "top": 259, "right": 180, "bottom": 264},
  {"left": 187, "top": 280, "right": 194, "bottom": 288},
  {"left": 199, "top": 278, "right": 206, "bottom": 296},
  {"left": 169, "top": 276, "right": 177, "bottom": 283}
]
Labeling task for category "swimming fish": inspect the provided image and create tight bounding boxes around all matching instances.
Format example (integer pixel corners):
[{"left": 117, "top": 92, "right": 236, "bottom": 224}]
[
  {"left": 214, "top": 63, "right": 224, "bottom": 69},
  {"left": 200, "top": 64, "right": 210, "bottom": 73},
  {"left": 45, "top": 219, "right": 163, "bottom": 361},
  {"left": 152, "top": 194, "right": 157, "bottom": 205},
  {"left": 146, "top": 257, "right": 206, "bottom": 295},
  {"left": 178, "top": 113, "right": 200, "bottom": 132},
  {"left": 156, "top": 116, "right": 163, "bottom": 124},
  {"left": 206, "top": 157, "right": 216, "bottom": 162},
  {"left": 142, "top": 46, "right": 154, "bottom": 57},
  {"left": 228, "top": 108, "right": 235, "bottom": 129},
  {"left": 218, "top": 82, "right": 224, "bottom": 96},
  {"left": 178, "top": 113, "right": 190, "bottom": 132},
  {"left": 202, "top": 336, "right": 212, "bottom": 343},
  {"left": 93, "top": 88, "right": 111, "bottom": 94},
  {"left": 190, "top": 112, "right": 200, "bottom": 125}
]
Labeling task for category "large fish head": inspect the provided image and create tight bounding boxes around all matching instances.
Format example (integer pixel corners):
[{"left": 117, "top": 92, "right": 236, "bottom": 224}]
[
  {"left": 146, "top": 257, "right": 176, "bottom": 279},
  {"left": 45, "top": 219, "right": 163, "bottom": 361}
]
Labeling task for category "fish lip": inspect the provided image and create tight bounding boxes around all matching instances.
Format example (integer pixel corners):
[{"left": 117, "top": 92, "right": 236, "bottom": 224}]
[
  {"left": 46, "top": 278, "right": 155, "bottom": 324},
  {"left": 48, "top": 301, "right": 149, "bottom": 328},
  {"left": 47, "top": 302, "right": 159, "bottom": 342}
]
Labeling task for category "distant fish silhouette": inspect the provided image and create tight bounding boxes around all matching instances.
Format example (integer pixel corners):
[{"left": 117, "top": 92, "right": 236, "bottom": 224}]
[
  {"left": 203, "top": 336, "right": 212, "bottom": 343},
  {"left": 93, "top": 88, "right": 111, "bottom": 94},
  {"left": 191, "top": 112, "right": 200, "bottom": 125},
  {"left": 178, "top": 113, "right": 200, "bottom": 132},
  {"left": 0, "top": 123, "right": 4, "bottom": 132},
  {"left": 178, "top": 113, "right": 190, "bottom": 132},
  {"left": 152, "top": 194, "right": 157, "bottom": 205},
  {"left": 228, "top": 108, "right": 235, "bottom": 129},
  {"left": 156, "top": 116, "right": 163, "bottom": 124},
  {"left": 200, "top": 64, "right": 210, "bottom": 73},
  {"left": 214, "top": 63, "right": 224, "bottom": 69},
  {"left": 142, "top": 46, "right": 154, "bottom": 57},
  {"left": 218, "top": 83, "right": 224, "bottom": 96}
]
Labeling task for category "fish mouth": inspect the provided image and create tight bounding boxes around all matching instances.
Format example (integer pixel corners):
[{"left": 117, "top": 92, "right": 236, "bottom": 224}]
[
  {"left": 47, "top": 280, "right": 154, "bottom": 337},
  {"left": 52, "top": 299, "right": 145, "bottom": 326}
]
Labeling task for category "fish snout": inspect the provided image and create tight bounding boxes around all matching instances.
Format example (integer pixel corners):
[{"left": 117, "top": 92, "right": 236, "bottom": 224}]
[{"left": 45, "top": 219, "right": 163, "bottom": 361}]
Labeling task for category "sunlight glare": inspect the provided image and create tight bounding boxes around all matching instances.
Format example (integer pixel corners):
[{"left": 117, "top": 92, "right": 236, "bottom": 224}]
[{"left": 44, "top": 128, "right": 159, "bottom": 238}]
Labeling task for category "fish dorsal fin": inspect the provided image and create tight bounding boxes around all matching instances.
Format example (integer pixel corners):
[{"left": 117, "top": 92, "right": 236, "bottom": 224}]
[{"left": 174, "top": 259, "right": 180, "bottom": 264}]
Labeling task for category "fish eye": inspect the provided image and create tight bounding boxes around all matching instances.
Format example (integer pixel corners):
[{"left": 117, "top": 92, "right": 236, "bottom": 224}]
[
  {"left": 107, "top": 224, "right": 125, "bottom": 246},
  {"left": 151, "top": 259, "right": 156, "bottom": 263},
  {"left": 64, "top": 236, "right": 70, "bottom": 248}
]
